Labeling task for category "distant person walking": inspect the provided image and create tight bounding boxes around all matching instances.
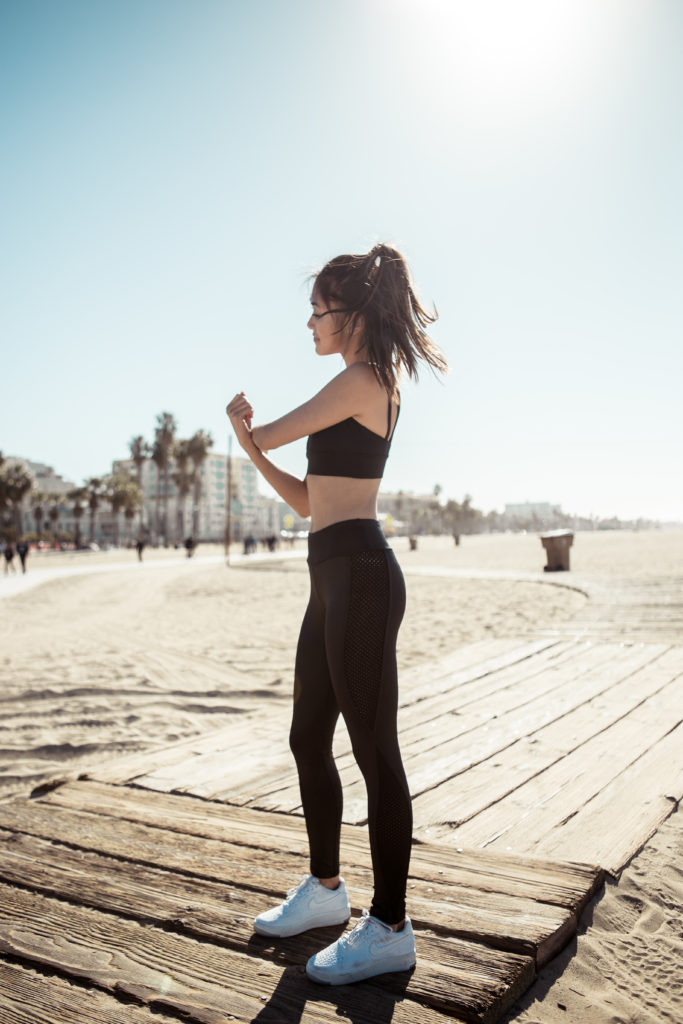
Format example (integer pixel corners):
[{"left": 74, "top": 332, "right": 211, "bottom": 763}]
[
  {"left": 227, "top": 243, "right": 447, "bottom": 985},
  {"left": 16, "top": 539, "right": 29, "bottom": 573},
  {"left": 3, "top": 541, "right": 17, "bottom": 575},
  {"left": 184, "top": 536, "right": 195, "bottom": 558},
  {"left": 136, "top": 538, "right": 145, "bottom": 562}
]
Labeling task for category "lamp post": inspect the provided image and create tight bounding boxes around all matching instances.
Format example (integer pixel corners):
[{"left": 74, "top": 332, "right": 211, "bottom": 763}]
[{"left": 225, "top": 434, "right": 233, "bottom": 565}]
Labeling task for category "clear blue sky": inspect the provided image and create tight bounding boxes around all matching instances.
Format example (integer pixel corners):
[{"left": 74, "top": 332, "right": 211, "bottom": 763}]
[{"left": 1, "top": 0, "right": 681, "bottom": 521}]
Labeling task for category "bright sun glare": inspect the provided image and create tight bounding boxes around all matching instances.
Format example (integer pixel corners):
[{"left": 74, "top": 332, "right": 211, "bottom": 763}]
[{"left": 391, "top": 0, "right": 639, "bottom": 134}]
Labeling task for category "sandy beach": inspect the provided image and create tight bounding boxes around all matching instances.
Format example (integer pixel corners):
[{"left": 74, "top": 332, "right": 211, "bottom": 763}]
[{"left": 1, "top": 528, "right": 681, "bottom": 1022}]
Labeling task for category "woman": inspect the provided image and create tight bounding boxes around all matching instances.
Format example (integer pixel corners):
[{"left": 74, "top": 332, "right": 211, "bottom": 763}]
[{"left": 226, "top": 243, "right": 447, "bottom": 985}]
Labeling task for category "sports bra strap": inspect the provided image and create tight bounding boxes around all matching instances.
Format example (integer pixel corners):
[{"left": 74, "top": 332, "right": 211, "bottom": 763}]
[{"left": 385, "top": 392, "right": 401, "bottom": 441}]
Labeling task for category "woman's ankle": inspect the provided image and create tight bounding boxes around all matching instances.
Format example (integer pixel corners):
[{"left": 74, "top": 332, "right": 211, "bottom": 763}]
[{"left": 317, "top": 875, "right": 341, "bottom": 890}]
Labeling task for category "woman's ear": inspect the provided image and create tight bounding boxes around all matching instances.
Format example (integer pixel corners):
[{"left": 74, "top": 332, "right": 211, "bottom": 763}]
[{"left": 351, "top": 313, "right": 365, "bottom": 345}]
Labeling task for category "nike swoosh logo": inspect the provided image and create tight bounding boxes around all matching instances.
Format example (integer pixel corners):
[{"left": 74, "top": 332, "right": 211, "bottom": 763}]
[{"left": 369, "top": 938, "right": 409, "bottom": 958}]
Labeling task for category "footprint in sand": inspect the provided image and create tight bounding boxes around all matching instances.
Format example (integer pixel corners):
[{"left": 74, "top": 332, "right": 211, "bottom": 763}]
[
  {"left": 595, "top": 888, "right": 646, "bottom": 933},
  {"left": 636, "top": 904, "right": 667, "bottom": 934}
]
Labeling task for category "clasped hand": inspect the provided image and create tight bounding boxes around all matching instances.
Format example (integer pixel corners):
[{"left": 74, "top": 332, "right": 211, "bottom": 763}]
[{"left": 226, "top": 392, "right": 255, "bottom": 451}]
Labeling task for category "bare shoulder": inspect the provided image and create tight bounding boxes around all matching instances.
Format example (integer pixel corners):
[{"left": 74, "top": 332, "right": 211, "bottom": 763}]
[{"left": 336, "top": 361, "right": 384, "bottom": 396}]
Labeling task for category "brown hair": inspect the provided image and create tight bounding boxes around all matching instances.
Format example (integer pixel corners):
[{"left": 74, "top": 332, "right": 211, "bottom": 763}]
[{"left": 312, "top": 243, "right": 448, "bottom": 396}]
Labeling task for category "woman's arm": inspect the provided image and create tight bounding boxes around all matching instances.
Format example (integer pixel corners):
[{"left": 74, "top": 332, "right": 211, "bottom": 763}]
[
  {"left": 226, "top": 392, "right": 310, "bottom": 517},
  {"left": 248, "top": 449, "right": 310, "bottom": 518},
  {"left": 252, "top": 362, "right": 379, "bottom": 452}
]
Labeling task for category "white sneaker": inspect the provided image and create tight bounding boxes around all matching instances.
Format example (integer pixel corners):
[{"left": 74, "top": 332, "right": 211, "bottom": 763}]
[
  {"left": 253, "top": 875, "right": 351, "bottom": 938},
  {"left": 306, "top": 909, "right": 416, "bottom": 984}
]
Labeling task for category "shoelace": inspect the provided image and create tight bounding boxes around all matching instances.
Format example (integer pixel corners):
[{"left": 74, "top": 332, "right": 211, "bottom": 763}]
[
  {"left": 344, "top": 909, "right": 379, "bottom": 947},
  {"left": 283, "top": 875, "right": 310, "bottom": 904}
]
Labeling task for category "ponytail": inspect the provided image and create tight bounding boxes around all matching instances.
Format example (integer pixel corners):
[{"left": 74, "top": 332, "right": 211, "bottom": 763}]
[{"left": 312, "top": 243, "right": 447, "bottom": 395}]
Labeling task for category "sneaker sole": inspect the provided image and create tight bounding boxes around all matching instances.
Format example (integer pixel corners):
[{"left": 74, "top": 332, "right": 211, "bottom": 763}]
[
  {"left": 306, "top": 953, "right": 416, "bottom": 985},
  {"left": 253, "top": 909, "right": 351, "bottom": 939}
]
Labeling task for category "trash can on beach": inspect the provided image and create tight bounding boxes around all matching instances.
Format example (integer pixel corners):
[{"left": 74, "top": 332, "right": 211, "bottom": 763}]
[{"left": 540, "top": 529, "right": 574, "bottom": 571}]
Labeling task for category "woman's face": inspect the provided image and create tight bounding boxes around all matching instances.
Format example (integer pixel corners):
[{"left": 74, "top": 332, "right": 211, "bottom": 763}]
[{"left": 307, "top": 288, "right": 350, "bottom": 358}]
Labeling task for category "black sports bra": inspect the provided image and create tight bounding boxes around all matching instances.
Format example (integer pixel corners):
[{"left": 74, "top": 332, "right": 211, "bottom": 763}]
[{"left": 306, "top": 396, "right": 400, "bottom": 479}]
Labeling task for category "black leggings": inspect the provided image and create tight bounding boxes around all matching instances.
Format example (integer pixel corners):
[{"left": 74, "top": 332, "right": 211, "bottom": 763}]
[{"left": 289, "top": 518, "right": 413, "bottom": 924}]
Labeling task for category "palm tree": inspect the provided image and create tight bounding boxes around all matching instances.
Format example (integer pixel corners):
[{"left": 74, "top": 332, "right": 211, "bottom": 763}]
[
  {"left": 47, "top": 494, "right": 64, "bottom": 545},
  {"left": 129, "top": 435, "right": 149, "bottom": 481},
  {"left": 84, "top": 477, "right": 106, "bottom": 545},
  {"left": 0, "top": 461, "right": 34, "bottom": 538},
  {"left": 105, "top": 471, "right": 135, "bottom": 547},
  {"left": 150, "top": 438, "right": 165, "bottom": 545},
  {"left": 171, "top": 438, "right": 194, "bottom": 541},
  {"left": 123, "top": 481, "right": 143, "bottom": 544},
  {"left": 129, "top": 435, "right": 149, "bottom": 538},
  {"left": 153, "top": 412, "right": 177, "bottom": 547},
  {"left": 68, "top": 487, "right": 88, "bottom": 548},
  {"left": 31, "top": 490, "right": 49, "bottom": 539},
  {"left": 188, "top": 429, "right": 213, "bottom": 539}
]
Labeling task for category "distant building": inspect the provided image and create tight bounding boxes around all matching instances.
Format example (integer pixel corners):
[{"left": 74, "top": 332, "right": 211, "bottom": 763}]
[
  {"left": 378, "top": 490, "right": 440, "bottom": 535},
  {"left": 3, "top": 456, "right": 79, "bottom": 539},
  {"left": 504, "top": 502, "right": 560, "bottom": 526},
  {"left": 4, "top": 457, "right": 74, "bottom": 496},
  {"left": 112, "top": 452, "right": 280, "bottom": 544}
]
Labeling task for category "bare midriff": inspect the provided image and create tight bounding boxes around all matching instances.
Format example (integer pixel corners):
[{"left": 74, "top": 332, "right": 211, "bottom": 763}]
[{"left": 307, "top": 475, "right": 382, "bottom": 533}]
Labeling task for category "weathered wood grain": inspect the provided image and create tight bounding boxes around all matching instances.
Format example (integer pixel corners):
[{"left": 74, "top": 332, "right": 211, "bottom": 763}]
[
  {"left": 34, "top": 781, "right": 602, "bottom": 915},
  {"left": 449, "top": 670, "right": 682, "bottom": 852},
  {"left": 33, "top": 780, "right": 604, "bottom": 930},
  {"left": 0, "top": 958, "right": 180, "bottom": 1024},
  {"left": 0, "top": 882, "right": 493, "bottom": 1023},
  {"left": 533, "top": 722, "right": 683, "bottom": 875},
  {"left": 234, "top": 643, "right": 585, "bottom": 813},
  {"left": 410, "top": 643, "right": 676, "bottom": 831},
  {"left": 88, "top": 638, "right": 540, "bottom": 788},
  {"left": 127, "top": 640, "right": 563, "bottom": 804},
  {"left": 0, "top": 802, "right": 575, "bottom": 963},
  {"left": 0, "top": 835, "right": 534, "bottom": 1022}
]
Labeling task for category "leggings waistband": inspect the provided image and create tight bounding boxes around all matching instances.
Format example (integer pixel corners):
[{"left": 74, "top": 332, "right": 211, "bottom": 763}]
[{"left": 307, "top": 519, "right": 389, "bottom": 565}]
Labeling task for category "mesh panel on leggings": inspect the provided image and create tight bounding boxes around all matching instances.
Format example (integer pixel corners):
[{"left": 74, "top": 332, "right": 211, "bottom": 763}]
[
  {"left": 371, "top": 747, "right": 412, "bottom": 922},
  {"left": 375, "top": 747, "right": 412, "bottom": 855},
  {"left": 343, "top": 550, "right": 390, "bottom": 726}
]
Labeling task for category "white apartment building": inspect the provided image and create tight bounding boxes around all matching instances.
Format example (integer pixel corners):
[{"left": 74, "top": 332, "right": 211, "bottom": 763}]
[
  {"left": 112, "top": 452, "right": 279, "bottom": 544},
  {"left": 3, "top": 457, "right": 80, "bottom": 539}
]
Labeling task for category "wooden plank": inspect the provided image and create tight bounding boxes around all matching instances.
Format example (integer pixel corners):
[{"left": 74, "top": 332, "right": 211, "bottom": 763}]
[
  {"left": 398, "top": 640, "right": 609, "bottom": 741},
  {"left": 35, "top": 781, "right": 603, "bottom": 913},
  {"left": 89, "top": 722, "right": 257, "bottom": 784},
  {"left": 533, "top": 722, "right": 683, "bottom": 875},
  {"left": 401, "top": 642, "right": 657, "bottom": 751},
  {"left": 122, "top": 641, "right": 561, "bottom": 801},
  {"left": 233, "top": 642, "right": 588, "bottom": 808},
  {"left": 0, "top": 837, "right": 534, "bottom": 1023},
  {"left": 449, "top": 671, "right": 682, "bottom": 853},
  {"left": 0, "top": 801, "right": 575, "bottom": 964},
  {"left": 396, "top": 638, "right": 562, "bottom": 705},
  {"left": 395, "top": 638, "right": 557, "bottom": 702},
  {"left": 410, "top": 643, "right": 676, "bottom": 830},
  {"left": 338, "top": 643, "right": 664, "bottom": 826},
  {"left": 87, "top": 639, "right": 541, "bottom": 788},
  {"left": 0, "top": 882, "right": 495, "bottom": 1024},
  {"left": 0, "top": 958, "right": 180, "bottom": 1024},
  {"left": 129, "top": 722, "right": 292, "bottom": 800}
]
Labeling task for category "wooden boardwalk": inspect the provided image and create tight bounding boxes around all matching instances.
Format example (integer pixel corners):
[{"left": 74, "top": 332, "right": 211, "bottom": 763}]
[
  {"left": 1, "top": 568, "right": 681, "bottom": 1022},
  {"left": 0, "top": 779, "right": 602, "bottom": 1023},
  {"left": 88, "top": 634, "right": 683, "bottom": 876}
]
